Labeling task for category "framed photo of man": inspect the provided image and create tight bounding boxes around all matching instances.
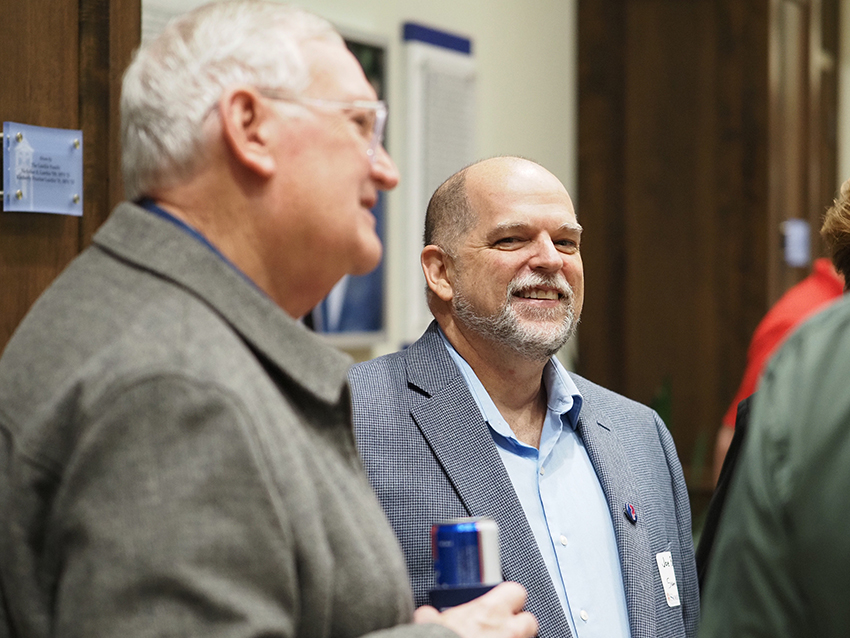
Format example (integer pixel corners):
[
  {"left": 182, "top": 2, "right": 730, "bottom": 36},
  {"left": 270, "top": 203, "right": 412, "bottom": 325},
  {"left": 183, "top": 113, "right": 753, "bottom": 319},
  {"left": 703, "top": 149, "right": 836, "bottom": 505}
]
[{"left": 307, "top": 32, "right": 388, "bottom": 340}]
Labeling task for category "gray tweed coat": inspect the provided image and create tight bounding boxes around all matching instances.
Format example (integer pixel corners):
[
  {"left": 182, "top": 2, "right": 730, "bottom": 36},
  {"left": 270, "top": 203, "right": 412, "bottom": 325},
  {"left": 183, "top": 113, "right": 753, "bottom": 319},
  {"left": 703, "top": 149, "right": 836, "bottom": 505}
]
[{"left": 0, "top": 203, "right": 455, "bottom": 638}]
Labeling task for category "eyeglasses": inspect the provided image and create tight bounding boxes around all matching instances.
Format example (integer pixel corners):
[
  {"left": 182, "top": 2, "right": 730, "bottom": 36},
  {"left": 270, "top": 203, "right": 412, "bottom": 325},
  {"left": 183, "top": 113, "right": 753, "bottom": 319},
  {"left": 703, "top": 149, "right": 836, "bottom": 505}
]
[{"left": 260, "top": 90, "right": 388, "bottom": 164}]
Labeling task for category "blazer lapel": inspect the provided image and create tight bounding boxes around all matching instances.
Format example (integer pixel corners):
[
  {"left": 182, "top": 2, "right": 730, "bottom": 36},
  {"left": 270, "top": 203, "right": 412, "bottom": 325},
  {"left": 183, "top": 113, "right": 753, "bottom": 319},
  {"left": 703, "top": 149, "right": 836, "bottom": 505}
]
[
  {"left": 405, "top": 324, "right": 573, "bottom": 638},
  {"left": 576, "top": 401, "right": 655, "bottom": 638}
]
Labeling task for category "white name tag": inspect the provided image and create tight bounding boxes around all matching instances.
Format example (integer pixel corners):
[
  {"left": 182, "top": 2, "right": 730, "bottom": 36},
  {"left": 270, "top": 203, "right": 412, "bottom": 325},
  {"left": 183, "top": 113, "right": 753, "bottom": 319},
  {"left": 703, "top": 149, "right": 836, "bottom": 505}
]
[{"left": 655, "top": 551, "right": 681, "bottom": 607}]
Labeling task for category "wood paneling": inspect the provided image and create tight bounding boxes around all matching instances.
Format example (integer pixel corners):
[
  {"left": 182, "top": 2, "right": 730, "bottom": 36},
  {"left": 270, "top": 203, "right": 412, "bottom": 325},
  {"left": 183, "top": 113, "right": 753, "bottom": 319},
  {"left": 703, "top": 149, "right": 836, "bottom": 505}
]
[
  {"left": 0, "top": 0, "right": 140, "bottom": 352},
  {"left": 768, "top": 0, "right": 811, "bottom": 301},
  {"left": 578, "top": 0, "right": 836, "bottom": 506},
  {"left": 812, "top": 0, "right": 839, "bottom": 253},
  {"left": 79, "top": 0, "right": 141, "bottom": 245},
  {"left": 576, "top": 0, "right": 628, "bottom": 393},
  {"left": 1, "top": 0, "right": 82, "bottom": 347}
]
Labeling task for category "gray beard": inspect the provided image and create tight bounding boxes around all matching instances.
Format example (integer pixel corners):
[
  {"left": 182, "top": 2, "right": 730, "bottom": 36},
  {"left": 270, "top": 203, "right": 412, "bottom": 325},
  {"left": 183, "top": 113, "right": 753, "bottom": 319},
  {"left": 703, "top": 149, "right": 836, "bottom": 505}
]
[{"left": 452, "top": 273, "right": 578, "bottom": 361}]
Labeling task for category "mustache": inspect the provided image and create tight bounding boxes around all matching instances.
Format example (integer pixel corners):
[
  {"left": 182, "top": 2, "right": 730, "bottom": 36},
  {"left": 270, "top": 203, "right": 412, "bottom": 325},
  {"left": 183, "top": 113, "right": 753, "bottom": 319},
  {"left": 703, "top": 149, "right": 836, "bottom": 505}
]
[{"left": 506, "top": 272, "right": 573, "bottom": 300}]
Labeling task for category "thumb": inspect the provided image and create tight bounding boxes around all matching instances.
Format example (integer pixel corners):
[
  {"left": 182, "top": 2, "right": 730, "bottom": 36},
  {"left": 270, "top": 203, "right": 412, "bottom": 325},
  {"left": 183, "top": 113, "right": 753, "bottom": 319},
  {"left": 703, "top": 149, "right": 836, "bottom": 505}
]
[{"left": 413, "top": 605, "right": 442, "bottom": 625}]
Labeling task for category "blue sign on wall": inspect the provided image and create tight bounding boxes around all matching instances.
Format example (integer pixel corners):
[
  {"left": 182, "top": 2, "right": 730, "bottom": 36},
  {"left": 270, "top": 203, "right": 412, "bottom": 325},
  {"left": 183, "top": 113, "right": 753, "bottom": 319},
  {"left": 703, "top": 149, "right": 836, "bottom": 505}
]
[{"left": 3, "top": 122, "right": 83, "bottom": 216}]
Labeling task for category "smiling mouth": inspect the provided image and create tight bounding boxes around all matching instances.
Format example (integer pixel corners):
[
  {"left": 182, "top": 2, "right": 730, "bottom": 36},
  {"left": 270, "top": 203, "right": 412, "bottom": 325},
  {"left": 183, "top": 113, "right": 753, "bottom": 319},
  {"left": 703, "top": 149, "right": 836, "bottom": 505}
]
[{"left": 515, "top": 289, "right": 562, "bottom": 301}]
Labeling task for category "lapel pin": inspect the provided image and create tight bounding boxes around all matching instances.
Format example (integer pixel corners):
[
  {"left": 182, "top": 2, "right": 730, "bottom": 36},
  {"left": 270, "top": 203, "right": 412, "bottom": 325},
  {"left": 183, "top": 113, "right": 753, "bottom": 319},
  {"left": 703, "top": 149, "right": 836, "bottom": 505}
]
[{"left": 624, "top": 502, "right": 638, "bottom": 524}]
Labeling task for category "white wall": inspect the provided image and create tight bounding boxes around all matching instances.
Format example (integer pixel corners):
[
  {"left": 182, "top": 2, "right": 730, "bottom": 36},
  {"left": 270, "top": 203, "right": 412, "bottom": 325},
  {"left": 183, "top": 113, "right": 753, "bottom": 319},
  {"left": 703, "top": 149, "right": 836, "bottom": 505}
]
[{"left": 143, "top": 0, "right": 578, "bottom": 356}]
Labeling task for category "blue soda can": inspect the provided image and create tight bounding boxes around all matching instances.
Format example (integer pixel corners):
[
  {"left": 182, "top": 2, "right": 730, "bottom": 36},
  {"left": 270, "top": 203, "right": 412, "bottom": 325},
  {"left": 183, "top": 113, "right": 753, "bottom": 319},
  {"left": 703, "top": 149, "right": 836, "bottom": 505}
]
[{"left": 429, "top": 516, "right": 502, "bottom": 608}]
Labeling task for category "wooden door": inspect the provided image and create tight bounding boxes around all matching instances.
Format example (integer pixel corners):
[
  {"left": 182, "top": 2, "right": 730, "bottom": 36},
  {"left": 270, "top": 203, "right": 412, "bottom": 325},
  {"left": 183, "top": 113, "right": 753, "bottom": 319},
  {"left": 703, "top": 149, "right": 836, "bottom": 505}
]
[
  {"left": 577, "top": 0, "right": 837, "bottom": 512},
  {"left": 0, "top": 0, "right": 140, "bottom": 352}
]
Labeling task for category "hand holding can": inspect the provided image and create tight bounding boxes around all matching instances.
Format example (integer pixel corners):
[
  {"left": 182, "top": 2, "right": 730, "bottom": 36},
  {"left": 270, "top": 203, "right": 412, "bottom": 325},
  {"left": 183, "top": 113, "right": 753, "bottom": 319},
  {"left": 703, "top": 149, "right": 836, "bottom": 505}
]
[
  {"left": 429, "top": 516, "right": 502, "bottom": 609},
  {"left": 415, "top": 581, "right": 538, "bottom": 638}
]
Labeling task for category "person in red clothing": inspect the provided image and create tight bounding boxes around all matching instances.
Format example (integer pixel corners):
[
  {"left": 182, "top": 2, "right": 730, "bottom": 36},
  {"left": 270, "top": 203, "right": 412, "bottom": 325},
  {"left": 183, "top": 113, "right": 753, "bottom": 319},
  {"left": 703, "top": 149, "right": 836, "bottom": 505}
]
[
  {"left": 698, "top": 181, "right": 850, "bottom": 587},
  {"left": 712, "top": 257, "right": 844, "bottom": 483}
]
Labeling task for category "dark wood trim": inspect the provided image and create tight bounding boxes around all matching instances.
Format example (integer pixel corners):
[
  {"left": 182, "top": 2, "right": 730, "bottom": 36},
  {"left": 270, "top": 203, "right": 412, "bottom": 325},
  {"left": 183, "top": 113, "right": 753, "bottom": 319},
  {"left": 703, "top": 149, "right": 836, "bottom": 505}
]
[
  {"left": 814, "top": 0, "right": 839, "bottom": 245},
  {"left": 0, "top": 0, "right": 82, "bottom": 348},
  {"left": 577, "top": 0, "right": 628, "bottom": 394},
  {"left": 79, "top": 0, "right": 141, "bottom": 248},
  {"left": 577, "top": 0, "right": 837, "bottom": 506},
  {"left": 0, "top": 0, "right": 140, "bottom": 353}
]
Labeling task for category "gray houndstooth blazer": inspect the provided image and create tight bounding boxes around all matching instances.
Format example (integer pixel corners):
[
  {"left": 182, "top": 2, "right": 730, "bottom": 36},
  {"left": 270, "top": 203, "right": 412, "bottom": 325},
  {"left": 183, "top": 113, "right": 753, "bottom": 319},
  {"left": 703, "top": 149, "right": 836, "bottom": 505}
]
[{"left": 349, "top": 322, "right": 698, "bottom": 638}]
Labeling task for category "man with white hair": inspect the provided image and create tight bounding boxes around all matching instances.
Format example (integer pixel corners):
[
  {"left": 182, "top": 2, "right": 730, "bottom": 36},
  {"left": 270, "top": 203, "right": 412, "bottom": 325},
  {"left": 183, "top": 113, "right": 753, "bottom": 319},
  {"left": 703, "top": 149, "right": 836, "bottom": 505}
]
[
  {"left": 0, "top": 3, "right": 536, "bottom": 638},
  {"left": 350, "top": 157, "right": 699, "bottom": 638}
]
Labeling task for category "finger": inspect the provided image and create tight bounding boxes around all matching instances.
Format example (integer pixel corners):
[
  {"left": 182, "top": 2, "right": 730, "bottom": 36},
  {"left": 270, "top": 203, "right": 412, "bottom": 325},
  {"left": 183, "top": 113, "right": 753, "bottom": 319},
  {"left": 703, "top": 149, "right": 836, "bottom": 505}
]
[
  {"left": 412, "top": 605, "right": 441, "bottom": 624},
  {"left": 513, "top": 610, "right": 539, "bottom": 638},
  {"left": 478, "top": 581, "right": 528, "bottom": 613}
]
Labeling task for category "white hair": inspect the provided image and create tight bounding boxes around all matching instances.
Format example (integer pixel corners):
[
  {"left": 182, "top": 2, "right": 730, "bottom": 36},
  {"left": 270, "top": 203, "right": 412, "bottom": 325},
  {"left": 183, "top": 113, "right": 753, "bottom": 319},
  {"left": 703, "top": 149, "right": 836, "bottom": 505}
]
[{"left": 121, "top": 0, "right": 341, "bottom": 200}]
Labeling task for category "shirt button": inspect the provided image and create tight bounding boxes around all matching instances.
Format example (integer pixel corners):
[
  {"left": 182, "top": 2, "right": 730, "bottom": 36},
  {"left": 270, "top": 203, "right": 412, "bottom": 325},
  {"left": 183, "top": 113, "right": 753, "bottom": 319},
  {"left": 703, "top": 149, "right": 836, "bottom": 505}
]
[
  {"left": 559, "top": 535, "right": 568, "bottom": 546},
  {"left": 580, "top": 610, "right": 589, "bottom": 622},
  {"left": 539, "top": 467, "right": 545, "bottom": 476}
]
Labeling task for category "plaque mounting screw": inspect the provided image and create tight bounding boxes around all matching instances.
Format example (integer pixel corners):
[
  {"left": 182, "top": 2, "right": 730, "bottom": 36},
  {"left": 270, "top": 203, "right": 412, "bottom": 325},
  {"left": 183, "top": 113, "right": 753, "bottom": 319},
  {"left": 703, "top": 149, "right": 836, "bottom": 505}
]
[
  {"left": 73, "top": 139, "right": 80, "bottom": 149},
  {"left": 15, "top": 190, "right": 23, "bottom": 200},
  {"left": 15, "top": 132, "right": 23, "bottom": 143},
  {"left": 72, "top": 194, "right": 80, "bottom": 204}
]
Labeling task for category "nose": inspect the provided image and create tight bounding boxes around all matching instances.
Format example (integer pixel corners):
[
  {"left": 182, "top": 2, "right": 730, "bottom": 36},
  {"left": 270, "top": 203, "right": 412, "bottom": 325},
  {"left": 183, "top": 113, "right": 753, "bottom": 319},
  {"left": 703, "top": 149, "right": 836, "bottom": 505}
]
[
  {"left": 529, "top": 235, "right": 563, "bottom": 272},
  {"left": 371, "top": 144, "right": 400, "bottom": 191}
]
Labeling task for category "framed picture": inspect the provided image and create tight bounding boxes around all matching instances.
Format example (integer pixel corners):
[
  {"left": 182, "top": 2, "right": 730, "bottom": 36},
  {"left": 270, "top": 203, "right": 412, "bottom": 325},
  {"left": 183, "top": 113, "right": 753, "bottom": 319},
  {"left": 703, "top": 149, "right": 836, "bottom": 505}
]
[{"left": 307, "top": 32, "right": 388, "bottom": 342}]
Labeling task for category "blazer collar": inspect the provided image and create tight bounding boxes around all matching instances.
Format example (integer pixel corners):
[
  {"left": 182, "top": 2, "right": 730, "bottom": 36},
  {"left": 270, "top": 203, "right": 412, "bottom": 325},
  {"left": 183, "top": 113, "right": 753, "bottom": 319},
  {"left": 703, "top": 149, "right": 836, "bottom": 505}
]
[
  {"left": 93, "top": 202, "right": 352, "bottom": 405},
  {"left": 405, "top": 321, "right": 572, "bottom": 637},
  {"left": 575, "top": 396, "right": 655, "bottom": 636},
  {"left": 404, "top": 322, "right": 460, "bottom": 396}
]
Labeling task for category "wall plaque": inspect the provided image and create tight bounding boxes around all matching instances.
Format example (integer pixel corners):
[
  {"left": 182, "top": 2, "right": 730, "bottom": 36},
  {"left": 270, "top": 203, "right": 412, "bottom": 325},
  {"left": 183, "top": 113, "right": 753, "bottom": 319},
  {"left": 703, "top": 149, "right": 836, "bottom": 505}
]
[{"left": 3, "top": 122, "right": 83, "bottom": 216}]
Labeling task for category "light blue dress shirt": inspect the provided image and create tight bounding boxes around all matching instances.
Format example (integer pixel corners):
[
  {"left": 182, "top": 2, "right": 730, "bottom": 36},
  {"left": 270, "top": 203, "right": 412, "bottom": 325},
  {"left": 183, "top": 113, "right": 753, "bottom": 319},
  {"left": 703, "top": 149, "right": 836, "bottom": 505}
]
[{"left": 439, "top": 329, "right": 630, "bottom": 638}]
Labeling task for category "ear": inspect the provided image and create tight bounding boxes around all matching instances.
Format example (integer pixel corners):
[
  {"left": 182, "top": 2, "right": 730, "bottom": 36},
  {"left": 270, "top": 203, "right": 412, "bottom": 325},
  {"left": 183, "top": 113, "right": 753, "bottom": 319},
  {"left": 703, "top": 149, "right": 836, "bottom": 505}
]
[
  {"left": 421, "top": 245, "right": 455, "bottom": 302},
  {"left": 217, "top": 86, "right": 277, "bottom": 178}
]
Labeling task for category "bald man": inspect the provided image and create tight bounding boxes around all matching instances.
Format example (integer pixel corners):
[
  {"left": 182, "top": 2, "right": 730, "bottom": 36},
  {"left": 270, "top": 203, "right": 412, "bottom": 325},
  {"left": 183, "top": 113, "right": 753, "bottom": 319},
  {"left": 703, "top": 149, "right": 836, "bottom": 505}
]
[{"left": 350, "top": 157, "right": 698, "bottom": 638}]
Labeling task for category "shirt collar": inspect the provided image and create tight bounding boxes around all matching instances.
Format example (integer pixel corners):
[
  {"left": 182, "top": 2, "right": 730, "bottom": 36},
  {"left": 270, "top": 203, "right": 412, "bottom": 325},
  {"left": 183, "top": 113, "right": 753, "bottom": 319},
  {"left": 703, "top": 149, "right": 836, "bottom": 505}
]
[
  {"left": 437, "top": 326, "right": 583, "bottom": 434},
  {"left": 542, "top": 351, "right": 584, "bottom": 430}
]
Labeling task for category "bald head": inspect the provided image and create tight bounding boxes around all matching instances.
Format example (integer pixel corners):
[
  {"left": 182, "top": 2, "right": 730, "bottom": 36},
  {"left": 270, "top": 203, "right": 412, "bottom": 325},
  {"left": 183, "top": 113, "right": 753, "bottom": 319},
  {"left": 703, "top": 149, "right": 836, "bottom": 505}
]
[
  {"left": 421, "top": 156, "right": 583, "bottom": 359},
  {"left": 424, "top": 157, "right": 574, "bottom": 255}
]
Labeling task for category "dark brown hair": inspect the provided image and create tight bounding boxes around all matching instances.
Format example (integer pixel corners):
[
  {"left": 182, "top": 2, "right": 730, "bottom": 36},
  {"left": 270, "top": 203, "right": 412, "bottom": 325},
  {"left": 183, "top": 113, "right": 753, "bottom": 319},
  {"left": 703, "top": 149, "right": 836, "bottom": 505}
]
[{"left": 821, "top": 179, "right": 850, "bottom": 286}]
